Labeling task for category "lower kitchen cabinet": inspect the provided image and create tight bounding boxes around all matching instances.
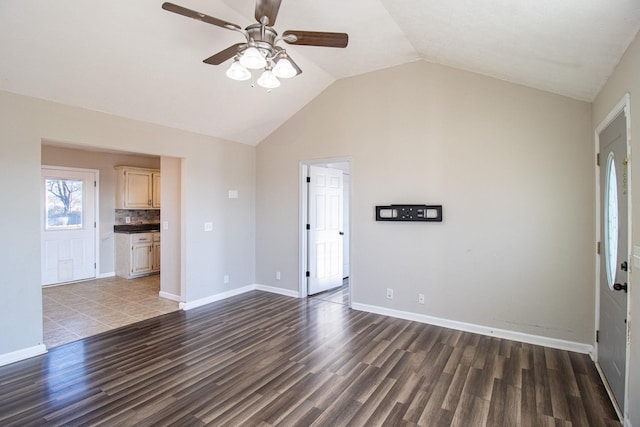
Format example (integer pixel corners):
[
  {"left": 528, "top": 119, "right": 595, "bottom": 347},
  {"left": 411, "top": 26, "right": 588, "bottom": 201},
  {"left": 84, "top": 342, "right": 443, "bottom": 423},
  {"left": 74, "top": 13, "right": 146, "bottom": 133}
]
[{"left": 116, "top": 232, "right": 160, "bottom": 278}]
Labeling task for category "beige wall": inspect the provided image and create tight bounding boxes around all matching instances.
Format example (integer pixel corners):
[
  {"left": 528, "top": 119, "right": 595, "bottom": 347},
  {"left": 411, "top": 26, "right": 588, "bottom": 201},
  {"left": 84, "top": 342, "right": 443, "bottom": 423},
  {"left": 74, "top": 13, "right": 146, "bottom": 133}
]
[
  {"left": 160, "top": 156, "right": 182, "bottom": 299},
  {"left": 0, "top": 90, "right": 256, "bottom": 357},
  {"left": 593, "top": 30, "right": 640, "bottom": 425},
  {"left": 41, "top": 145, "right": 161, "bottom": 275},
  {"left": 256, "top": 60, "right": 594, "bottom": 344}
]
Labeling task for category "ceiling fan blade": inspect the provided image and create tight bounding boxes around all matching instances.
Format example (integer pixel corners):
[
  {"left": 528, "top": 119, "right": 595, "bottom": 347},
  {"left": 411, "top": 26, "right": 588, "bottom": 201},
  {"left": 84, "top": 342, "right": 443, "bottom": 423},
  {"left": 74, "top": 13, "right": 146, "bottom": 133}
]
[
  {"left": 255, "top": 0, "right": 282, "bottom": 25},
  {"left": 162, "top": 2, "right": 242, "bottom": 31},
  {"left": 282, "top": 31, "right": 348, "bottom": 48},
  {"left": 203, "top": 43, "right": 244, "bottom": 65}
]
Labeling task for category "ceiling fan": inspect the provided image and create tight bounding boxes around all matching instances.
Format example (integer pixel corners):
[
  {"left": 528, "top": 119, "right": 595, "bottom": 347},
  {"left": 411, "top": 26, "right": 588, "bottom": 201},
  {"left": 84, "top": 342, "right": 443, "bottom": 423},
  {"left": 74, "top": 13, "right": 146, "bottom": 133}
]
[{"left": 162, "top": 0, "right": 349, "bottom": 89}]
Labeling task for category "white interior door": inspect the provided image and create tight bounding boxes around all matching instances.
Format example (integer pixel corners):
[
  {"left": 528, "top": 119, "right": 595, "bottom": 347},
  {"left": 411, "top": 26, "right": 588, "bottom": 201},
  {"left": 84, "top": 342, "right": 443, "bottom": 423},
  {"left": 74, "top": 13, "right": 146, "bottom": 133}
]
[
  {"left": 598, "top": 111, "right": 629, "bottom": 413},
  {"left": 308, "top": 165, "right": 343, "bottom": 295},
  {"left": 41, "top": 167, "right": 97, "bottom": 286}
]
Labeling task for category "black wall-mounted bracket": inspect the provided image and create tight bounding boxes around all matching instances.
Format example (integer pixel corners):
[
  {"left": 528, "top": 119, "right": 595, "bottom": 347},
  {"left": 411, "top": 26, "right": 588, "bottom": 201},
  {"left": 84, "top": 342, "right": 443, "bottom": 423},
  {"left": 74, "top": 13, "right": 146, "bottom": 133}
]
[{"left": 375, "top": 205, "right": 443, "bottom": 222}]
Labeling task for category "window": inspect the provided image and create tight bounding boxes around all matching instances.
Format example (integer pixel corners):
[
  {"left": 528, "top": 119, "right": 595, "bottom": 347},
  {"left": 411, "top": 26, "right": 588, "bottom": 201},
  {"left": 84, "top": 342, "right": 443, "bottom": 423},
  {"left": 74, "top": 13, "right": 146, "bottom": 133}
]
[
  {"left": 45, "top": 178, "right": 83, "bottom": 230},
  {"left": 604, "top": 153, "right": 618, "bottom": 289}
]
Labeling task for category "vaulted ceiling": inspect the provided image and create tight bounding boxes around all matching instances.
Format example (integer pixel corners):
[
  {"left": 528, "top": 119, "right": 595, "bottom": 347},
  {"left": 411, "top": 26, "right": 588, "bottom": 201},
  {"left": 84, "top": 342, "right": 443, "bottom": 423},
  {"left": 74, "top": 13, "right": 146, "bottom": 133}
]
[{"left": 1, "top": 1, "right": 639, "bottom": 145}]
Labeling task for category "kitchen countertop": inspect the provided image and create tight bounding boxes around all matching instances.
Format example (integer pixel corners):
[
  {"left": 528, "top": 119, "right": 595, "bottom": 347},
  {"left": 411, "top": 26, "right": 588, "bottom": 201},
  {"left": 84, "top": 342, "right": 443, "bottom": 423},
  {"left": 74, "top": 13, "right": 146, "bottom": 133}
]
[{"left": 114, "top": 223, "right": 160, "bottom": 234}]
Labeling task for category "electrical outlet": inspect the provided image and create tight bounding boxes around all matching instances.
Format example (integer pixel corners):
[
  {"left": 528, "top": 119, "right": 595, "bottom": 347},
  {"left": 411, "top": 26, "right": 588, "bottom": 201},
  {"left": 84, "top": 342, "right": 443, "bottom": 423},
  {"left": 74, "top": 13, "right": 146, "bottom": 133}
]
[
  {"left": 276, "top": 271, "right": 281, "bottom": 280},
  {"left": 125, "top": 216, "right": 131, "bottom": 224},
  {"left": 386, "top": 288, "right": 394, "bottom": 299},
  {"left": 223, "top": 275, "right": 229, "bottom": 284},
  {"left": 418, "top": 293, "right": 425, "bottom": 304}
]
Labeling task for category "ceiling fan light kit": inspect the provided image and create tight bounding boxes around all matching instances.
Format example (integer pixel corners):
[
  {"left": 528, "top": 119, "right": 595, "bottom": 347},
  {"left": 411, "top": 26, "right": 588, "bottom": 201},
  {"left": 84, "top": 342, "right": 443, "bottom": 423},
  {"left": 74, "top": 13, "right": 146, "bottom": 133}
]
[
  {"left": 239, "top": 45, "right": 267, "bottom": 69},
  {"left": 162, "top": 0, "right": 348, "bottom": 90},
  {"left": 257, "top": 68, "right": 281, "bottom": 89},
  {"left": 272, "top": 56, "right": 297, "bottom": 79},
  {"left": 226, "top": 58, "right": 252, "bottom": 81}
]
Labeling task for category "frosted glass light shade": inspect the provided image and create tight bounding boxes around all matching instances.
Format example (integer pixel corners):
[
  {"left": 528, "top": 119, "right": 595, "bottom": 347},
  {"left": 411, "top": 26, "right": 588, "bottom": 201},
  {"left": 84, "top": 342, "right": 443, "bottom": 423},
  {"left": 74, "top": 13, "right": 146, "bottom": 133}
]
[
  {"left": 273, "top": 58, "right": 297, "bottom": 78},
  {"left": 239, "top": 46, "right": 266, "bottom": 69},
  {"left": 226, "top": 60, "right": 251, "bottom": 81},
  {"left": 257, "top": 70, "right": 280, "bottom": 89}
]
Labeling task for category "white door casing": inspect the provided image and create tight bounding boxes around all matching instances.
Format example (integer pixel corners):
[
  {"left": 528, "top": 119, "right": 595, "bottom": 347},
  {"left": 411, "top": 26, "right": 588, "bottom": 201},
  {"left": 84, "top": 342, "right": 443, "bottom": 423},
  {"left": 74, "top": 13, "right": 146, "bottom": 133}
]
[
  {"left": 41, "top": 167, "right": 97, "bottom": 286},
  {"left": 598, "top": 109, "right": 629, "bottom": 416},
  {"left": 307, "top": 165, "right": 344, "bottom": 295}
]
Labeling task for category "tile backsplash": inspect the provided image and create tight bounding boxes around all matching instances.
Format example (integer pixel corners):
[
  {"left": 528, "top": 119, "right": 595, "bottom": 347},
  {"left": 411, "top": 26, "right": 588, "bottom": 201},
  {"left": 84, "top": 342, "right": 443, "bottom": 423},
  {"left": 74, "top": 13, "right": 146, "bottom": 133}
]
[{"left": 115, "top": 209, "right": 160, "bottom": 225}]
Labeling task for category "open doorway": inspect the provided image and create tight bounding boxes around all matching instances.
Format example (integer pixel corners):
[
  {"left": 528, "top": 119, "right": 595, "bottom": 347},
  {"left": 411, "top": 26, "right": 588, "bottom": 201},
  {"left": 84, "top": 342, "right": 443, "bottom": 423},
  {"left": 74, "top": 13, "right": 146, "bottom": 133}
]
[
  {"left": 40, "top": 142, "right": 182, "bottom": 348},
  {"left": 299, "top": 159, "right": 351, "bottom": 306}
]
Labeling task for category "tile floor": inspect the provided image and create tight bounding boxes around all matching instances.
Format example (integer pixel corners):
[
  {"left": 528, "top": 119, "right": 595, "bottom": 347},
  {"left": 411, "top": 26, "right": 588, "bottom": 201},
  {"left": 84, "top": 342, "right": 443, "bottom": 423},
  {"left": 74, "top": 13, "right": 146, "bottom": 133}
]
[{"left": 42, "top": 275, "right": 180, "bottom": 348}]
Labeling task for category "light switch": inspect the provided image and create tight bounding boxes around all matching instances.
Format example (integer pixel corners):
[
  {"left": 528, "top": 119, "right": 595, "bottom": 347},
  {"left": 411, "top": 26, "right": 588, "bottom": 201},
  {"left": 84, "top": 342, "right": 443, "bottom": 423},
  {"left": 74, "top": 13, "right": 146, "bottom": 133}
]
[
  {"left": 228, "top": 190, "right": 238, "bottom": 199},
  {"left": 204, "top": 222, "right": 213, "bottom": 232},
  {"left": 163, "top": 221, "right": 169, "bottom": 230}
]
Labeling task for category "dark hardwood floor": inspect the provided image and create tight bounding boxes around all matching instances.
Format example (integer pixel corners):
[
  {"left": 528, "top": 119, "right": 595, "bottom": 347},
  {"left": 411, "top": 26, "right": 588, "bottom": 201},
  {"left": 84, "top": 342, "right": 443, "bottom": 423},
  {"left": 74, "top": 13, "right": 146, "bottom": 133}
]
[
  {"left": 309, "top": 278, "right": 349, "bottom": 305},
  {"left": 0, "top": 291, "right": 619, "bottom": 426}
]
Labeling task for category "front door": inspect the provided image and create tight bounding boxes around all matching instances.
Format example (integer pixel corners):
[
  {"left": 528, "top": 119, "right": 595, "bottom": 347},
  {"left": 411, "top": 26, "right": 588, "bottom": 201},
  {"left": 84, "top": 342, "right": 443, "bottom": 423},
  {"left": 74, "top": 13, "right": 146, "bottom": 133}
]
[
  {"left": 307, "top": 165, "right": 344, "bottom": 295},
  {"left": 598, "top": 110, "right": 629, "bottom": 413},
  {"left": 41, "top": 167, "right": 97, "bottom": 285}
]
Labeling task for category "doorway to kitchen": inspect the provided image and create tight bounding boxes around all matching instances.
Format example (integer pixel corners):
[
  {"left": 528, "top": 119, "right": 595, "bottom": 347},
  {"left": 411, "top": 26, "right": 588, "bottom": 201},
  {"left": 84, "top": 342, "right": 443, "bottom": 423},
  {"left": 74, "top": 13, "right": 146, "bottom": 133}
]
[
  {"left": 300, "top": 159, "right": 351, "bottom": 306},
  {"left": 40, "top": 142, "right": 182, "bottom": 349}
]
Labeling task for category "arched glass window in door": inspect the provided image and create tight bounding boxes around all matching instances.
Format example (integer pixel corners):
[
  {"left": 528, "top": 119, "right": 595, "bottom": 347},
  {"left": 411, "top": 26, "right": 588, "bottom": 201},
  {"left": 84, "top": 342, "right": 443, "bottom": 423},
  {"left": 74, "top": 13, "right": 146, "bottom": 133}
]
[{"left": 604, "top": 152, "right": 618, "bottom": 289}]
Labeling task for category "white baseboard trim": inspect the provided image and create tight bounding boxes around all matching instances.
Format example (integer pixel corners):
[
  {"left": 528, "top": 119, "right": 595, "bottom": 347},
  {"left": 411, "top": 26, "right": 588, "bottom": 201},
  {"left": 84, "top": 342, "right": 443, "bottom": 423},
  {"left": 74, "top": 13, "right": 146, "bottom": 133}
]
[
  {"left": 179, "top": 284, "right": 299, "bottom": 311},
  {"left": 352, "top": 303, "right": 593, "bottom": 355},
  {"left": 255, "top": 284, "right": 300, "bottom": 298},
  {"left": 0, "top": 344, "right": 47, "bottom": 367},
  {"left": 179, "top": 285, "right": 256, "bottom": 310},
  {"left": 97, "top": 272, "right": 115, "bottom": 279},
  {"left": 159, "top": 291, "right": 181, "bottom": 302}
]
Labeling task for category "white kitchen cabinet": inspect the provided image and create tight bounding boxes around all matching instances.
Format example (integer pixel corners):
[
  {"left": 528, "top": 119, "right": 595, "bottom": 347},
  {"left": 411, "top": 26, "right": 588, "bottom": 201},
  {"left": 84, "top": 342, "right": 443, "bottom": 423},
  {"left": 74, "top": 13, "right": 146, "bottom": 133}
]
[
  {"left": 115, "top": 166, "right": 161, "bottom": 209},
  {"left": 152, "top": 172, "right": 161, "bottom": 208},
  {"left": 115, "top": 232, "right": 160, "bottom": 278},
  {"left": 152, "top": 232, "right": 161, "bottom": 271}
]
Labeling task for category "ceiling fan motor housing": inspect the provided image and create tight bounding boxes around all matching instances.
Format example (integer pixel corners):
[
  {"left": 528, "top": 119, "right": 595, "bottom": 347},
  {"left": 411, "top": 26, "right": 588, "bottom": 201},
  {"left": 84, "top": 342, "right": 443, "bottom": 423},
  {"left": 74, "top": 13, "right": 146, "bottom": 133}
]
[{"left": 245, "top": 24, "right": 278, "bottom": 59}]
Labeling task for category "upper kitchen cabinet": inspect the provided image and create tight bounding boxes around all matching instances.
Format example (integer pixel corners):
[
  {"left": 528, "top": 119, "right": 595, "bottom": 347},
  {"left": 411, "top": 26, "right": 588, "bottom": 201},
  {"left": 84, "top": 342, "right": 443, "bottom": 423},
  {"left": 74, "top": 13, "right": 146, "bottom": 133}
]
[{"left": 115, "top": 166, "right": 161, "bottom": 209}]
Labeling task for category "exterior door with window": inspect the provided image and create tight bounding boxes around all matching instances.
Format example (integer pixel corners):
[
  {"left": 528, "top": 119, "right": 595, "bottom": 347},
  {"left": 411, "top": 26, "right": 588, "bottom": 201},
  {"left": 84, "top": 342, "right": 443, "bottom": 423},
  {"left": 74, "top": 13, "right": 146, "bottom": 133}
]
[
  {"left": 598, "top": 111, "right": 629, "bottom": 413},
  {"left": 41, "top": 167, "right": 97, "bottom": 285}
]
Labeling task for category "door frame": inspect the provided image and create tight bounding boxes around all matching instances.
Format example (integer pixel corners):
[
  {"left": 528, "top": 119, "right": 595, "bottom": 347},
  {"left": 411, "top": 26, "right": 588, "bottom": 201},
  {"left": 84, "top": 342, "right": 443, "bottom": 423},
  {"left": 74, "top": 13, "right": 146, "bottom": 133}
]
[
  {"left": 594, "top": 93, "right": 631, "bottom": 421},
  {"left": 299, "top": 157, "right": 352, "bottom": 306},
  {"left": 41, "top": 165, "right": 100, "bottom": 285}
]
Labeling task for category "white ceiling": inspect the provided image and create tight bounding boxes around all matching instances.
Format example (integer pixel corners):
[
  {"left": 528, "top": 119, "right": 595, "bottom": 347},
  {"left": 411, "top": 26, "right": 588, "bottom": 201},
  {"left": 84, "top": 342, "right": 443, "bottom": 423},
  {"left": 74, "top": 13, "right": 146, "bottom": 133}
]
[{"left": 1, "top": 1, "right": 639, "bottom": 145}]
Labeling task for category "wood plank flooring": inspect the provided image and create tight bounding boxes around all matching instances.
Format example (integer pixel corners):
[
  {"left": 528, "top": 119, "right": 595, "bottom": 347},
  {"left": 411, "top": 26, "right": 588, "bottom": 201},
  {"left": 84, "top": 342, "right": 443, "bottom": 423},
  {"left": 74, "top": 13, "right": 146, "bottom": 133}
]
[
  {"left": 0, "top": 291, "right": 619, "bottom": 426},
  {"left": 309, "top": 279, "right": 349, "bottom": 305}
]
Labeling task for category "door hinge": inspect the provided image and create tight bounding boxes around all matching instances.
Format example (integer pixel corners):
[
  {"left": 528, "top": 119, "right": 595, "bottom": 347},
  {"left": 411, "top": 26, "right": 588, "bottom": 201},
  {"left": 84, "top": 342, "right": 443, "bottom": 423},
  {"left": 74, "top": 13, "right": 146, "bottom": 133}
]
[
  {"left": 596, "top": 330, "right": 600, "bottom": 343},
  {"left": 306, "top": 271, "right": 310, "bottom": 277},
  {"left": 94, "top": 221, "right": 97, "bottom": 228},
  {"left": 306, "top": 224, "right": 310, "bottom": 230},
  {"left": 597, "top": 241, "right": 601, "bottom": 255},
  {"left": 94, "top": 262, "right": 96, "bottom": 269},
  {"left": 596, "top": 153, "right": 600, "bottom": 166},
  {"left": 307, "top": 177, "right": 311, "bottom": 183}
]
